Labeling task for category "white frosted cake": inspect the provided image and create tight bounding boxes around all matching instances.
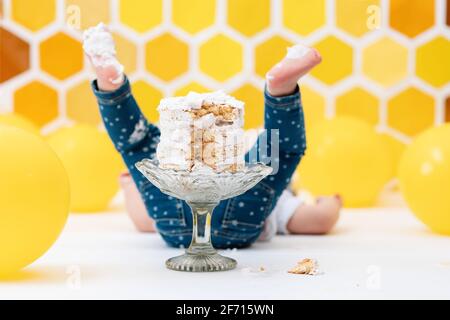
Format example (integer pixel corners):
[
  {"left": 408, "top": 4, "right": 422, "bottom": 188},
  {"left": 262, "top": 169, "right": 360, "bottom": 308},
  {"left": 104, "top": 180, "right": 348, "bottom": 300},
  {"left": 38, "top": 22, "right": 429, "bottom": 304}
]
[{"left": 156, "top": 91, "right": 245, "bottom": 173}]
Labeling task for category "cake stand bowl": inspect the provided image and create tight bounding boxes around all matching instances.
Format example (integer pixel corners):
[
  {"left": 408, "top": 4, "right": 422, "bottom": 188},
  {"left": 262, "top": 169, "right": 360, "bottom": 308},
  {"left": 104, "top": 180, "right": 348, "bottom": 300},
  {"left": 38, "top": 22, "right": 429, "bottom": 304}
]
[{"left": 135, "top": 159, "right": 273, "bottom": 272}]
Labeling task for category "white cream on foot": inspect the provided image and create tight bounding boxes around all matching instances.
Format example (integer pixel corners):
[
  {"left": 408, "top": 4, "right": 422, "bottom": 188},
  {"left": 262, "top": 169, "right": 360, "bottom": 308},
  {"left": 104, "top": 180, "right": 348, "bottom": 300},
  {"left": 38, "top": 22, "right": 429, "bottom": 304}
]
[
  {"left": 286, "top": 44, "right": 311, "bottom": 60},
  {"left": 83, "top": 23, "right": 124, "bottom": 85},
  {"left": 266, "top": 45, "right": 311, "bottom": 82}
]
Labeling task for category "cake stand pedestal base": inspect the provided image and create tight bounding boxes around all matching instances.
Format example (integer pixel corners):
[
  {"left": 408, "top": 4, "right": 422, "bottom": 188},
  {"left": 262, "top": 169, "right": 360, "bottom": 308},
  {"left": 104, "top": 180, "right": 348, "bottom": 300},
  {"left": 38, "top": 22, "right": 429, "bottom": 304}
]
[{"left": 166, "top": 253, "right": 237, "bottom": 272}]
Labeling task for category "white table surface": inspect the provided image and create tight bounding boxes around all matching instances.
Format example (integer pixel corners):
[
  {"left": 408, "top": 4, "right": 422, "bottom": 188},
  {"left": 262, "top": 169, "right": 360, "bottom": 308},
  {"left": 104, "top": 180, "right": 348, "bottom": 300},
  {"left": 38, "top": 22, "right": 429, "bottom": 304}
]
[{"left": 1, "top": 199, "right": 450, "bottom": 300}]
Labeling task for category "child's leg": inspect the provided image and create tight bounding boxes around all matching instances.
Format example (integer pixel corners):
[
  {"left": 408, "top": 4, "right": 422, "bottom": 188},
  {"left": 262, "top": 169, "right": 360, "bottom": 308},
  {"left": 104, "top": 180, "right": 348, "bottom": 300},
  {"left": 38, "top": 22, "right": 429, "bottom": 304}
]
[
  {"left": 209, "top": 46, "right": 322, "bottom": 248},
  {"left": 85, "top": 25, "right": 192, "bottom": 247},
  {"left": 92, "top": 79, "right": 194, "bottom": 247},
  {"left": 262, "top": 46, "right": 341, "bottom": 236}
]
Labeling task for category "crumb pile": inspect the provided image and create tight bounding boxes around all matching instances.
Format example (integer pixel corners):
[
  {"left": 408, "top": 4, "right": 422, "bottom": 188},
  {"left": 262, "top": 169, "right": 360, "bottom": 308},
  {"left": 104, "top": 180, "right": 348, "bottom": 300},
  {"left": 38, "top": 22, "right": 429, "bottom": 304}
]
[{"left": 288, "top": 258, "right": 319, "bottom": 275}]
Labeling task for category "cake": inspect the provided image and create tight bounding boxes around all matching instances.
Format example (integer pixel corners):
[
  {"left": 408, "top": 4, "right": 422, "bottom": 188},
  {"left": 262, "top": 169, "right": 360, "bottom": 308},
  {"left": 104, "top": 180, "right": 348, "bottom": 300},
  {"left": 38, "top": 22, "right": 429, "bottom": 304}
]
[{"left": 156, "top": 91, "right": 246, "bottom": 173}]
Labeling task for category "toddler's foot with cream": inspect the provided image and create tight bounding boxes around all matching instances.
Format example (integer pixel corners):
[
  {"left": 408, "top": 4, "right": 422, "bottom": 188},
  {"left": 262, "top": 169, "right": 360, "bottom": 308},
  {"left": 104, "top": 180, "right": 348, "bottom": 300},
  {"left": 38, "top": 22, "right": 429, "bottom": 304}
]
[
  {"left": 83, "top": 23, "right": 124, "bottom": 92},
  {"left": 266, "top": 45, "right": 322, "bottom": 97}
]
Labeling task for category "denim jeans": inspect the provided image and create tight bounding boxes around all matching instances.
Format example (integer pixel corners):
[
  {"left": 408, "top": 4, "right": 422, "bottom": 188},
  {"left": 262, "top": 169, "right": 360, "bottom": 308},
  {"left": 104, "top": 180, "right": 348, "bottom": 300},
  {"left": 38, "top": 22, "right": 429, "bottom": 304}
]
[{"left": 92, "top": 77, "right": 306, "bottom": 249}]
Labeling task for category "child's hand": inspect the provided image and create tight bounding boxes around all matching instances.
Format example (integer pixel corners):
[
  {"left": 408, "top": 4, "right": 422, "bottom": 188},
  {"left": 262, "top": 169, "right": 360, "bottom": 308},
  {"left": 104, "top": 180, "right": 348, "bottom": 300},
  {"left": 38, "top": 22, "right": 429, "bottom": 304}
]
[
  {"left": 266, "top": 45, "right": 322, "bottom": 97},
  {"left": 83, "top": 23, "right": 124, "bottom": 92}
]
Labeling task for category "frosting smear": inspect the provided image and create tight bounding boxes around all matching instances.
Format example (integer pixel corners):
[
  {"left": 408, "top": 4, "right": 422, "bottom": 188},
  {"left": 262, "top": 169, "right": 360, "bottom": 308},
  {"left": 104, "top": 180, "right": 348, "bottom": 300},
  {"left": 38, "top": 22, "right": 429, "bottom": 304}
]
[
  {"left": 83, "top": 23, "right": 124, "bottom": 85},
  {"left": 286, "top": 44, "right": 311, "bottom": 60}
]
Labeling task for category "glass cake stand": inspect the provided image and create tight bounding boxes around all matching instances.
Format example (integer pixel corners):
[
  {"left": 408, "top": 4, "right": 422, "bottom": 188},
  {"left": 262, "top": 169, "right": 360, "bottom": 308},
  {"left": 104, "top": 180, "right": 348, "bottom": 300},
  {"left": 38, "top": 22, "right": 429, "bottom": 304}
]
[{"left": 135, "top": 159, "right": 273, "bottom": 272}]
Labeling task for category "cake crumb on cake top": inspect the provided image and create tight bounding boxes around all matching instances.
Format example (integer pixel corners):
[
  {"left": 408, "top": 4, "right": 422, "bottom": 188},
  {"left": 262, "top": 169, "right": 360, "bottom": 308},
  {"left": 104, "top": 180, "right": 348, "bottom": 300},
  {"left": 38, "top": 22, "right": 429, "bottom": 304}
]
[{"left": 158, "top": 91, "right": 245, "bottom": 111}]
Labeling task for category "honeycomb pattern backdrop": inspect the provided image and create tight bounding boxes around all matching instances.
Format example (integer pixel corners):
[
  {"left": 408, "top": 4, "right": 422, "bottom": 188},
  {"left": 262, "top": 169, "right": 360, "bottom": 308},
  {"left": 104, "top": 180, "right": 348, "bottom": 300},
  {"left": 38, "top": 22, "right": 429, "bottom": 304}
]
[{"left": 1, "top": 0, "right": 450, "bottom": 150}]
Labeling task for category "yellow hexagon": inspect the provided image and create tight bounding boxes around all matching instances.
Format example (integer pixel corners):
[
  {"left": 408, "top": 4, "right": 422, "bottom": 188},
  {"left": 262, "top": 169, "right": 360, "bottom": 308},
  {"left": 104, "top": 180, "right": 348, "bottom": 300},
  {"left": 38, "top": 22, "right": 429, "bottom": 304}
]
[
  {"left": 390, "top": 0, "right": 435, "bottom": 38},
  {"left": 336, "top": 0, "right": 380, "bottom": 37},
  {"left": 172, "top": 0, "right": 216, "bottom": 34},
  {"left": 119, "top": 0, "right": 162, "bottom": 33},
  {"left": 336, "top": 87, "right": 379, "bottom": 126},
  {"left": 40, "top": 32, "right": 83, "bottom": 80},
  {"left": 301, "top": 85, "right": 326, "bottom": 131},
  {"left": 66, "top": 80, "right": 101, "bottom": 125},
  {"left": 362, "top": 37, "right": 408, "bottom": 87},
  {"left": 174, "top": 82, "right": 211, "bottom": 96},
  {"left": 0, "top": 27, "right": 30, "bottom": 83},
  {"left": 387, "top": 88, "right": 435, "bottom": 136},
  {"left": 65, "top": 0, "right": 110, "bottom": 30},
  {"left": 200, "top": 34, "right": 243, "bottom": 82},
  {"left": 416, "top": 37, "right": 450, "bottom": 88},
  {"left": 448, "top": 5, "right": 450, "bottom": 27},
  {"left": 114, "top": 33, "right": 137, "bottom": 75},
  {"left": 131, "top": 80, "right": 163, "bottom": 124},
  {"left": 283, "top": 0, "right": 326, "bottom": 36},
  {"left": 255, "top": 36, "right": 293, "bottom": 78},
  {"left": 11, "top": 0, "right": 56, "bottom": 31},
  {"left": 145, "top": 33, "right": 189, "bottom": 82},
  {"left": 232, "top": 84, "right": 264, "bottom": 130},
  {"left": 227, "top": 0, "right": 270, "bottom": 37},
  {"left": 13, "top": 81, "right": 58, "bottom": 127},
  {"left": 311, "top": 36, "right": 353, "bottom": 85}
]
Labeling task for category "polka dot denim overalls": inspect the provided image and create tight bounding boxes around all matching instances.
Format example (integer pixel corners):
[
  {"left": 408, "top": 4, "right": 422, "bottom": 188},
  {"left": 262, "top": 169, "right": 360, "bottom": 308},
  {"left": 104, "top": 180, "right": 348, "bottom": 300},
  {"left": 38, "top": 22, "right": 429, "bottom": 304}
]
[{"left": 92, "top": 77, "right": 306, "bottom": 249}]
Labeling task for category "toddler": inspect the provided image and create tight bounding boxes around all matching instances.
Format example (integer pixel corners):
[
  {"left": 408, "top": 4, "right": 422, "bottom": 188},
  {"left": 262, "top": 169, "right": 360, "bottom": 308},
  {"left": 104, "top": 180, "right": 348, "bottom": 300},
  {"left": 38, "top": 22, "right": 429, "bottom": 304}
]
[{"left": 84, "top": 24, "right": 341, "bottom": 248}]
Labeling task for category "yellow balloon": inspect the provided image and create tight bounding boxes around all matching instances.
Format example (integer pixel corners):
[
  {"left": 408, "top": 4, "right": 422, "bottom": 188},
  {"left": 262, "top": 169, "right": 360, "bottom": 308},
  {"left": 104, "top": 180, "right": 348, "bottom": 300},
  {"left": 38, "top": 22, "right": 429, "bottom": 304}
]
[
  {"left": 0, "top": 126, "right": 69, "bottom": 275},
  {"left": 398, "top": 124, "right": 450, "bottom": 235},
  {"left": 379, "top": 133, "right": 406, "bottom": 179},
  {"left": 298, "top": 117, "right": 392, "bottom": 207},
  {"left": 47, "top": 125, "right": 123, "bottom": 213},
  {"left": 0, "top": 113, "right": 40, "bottom": 135}
]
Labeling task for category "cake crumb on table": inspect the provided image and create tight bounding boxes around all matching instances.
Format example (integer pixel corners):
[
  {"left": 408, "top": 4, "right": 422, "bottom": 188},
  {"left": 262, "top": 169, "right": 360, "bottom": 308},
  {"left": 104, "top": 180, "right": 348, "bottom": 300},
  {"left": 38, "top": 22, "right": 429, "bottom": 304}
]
[
  {"left": 288, "top": 259, "right": 319, "bottom": 275},
  {"left": 241, "top": 266, "right": 267, "bottom": 275}
]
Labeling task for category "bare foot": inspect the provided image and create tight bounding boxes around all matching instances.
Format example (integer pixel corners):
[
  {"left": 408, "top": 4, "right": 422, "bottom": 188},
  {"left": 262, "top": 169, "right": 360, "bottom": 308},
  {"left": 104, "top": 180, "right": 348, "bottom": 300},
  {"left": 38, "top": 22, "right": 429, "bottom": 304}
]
[
  {"left": 83, "top": 23, "right": 124, "bottom": 92},
  {"left": 287, "top": 195, "right": 342, "bottom": 234},
  {"left": 266, "top": 44, "right": 322, "bottom": 97}
]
